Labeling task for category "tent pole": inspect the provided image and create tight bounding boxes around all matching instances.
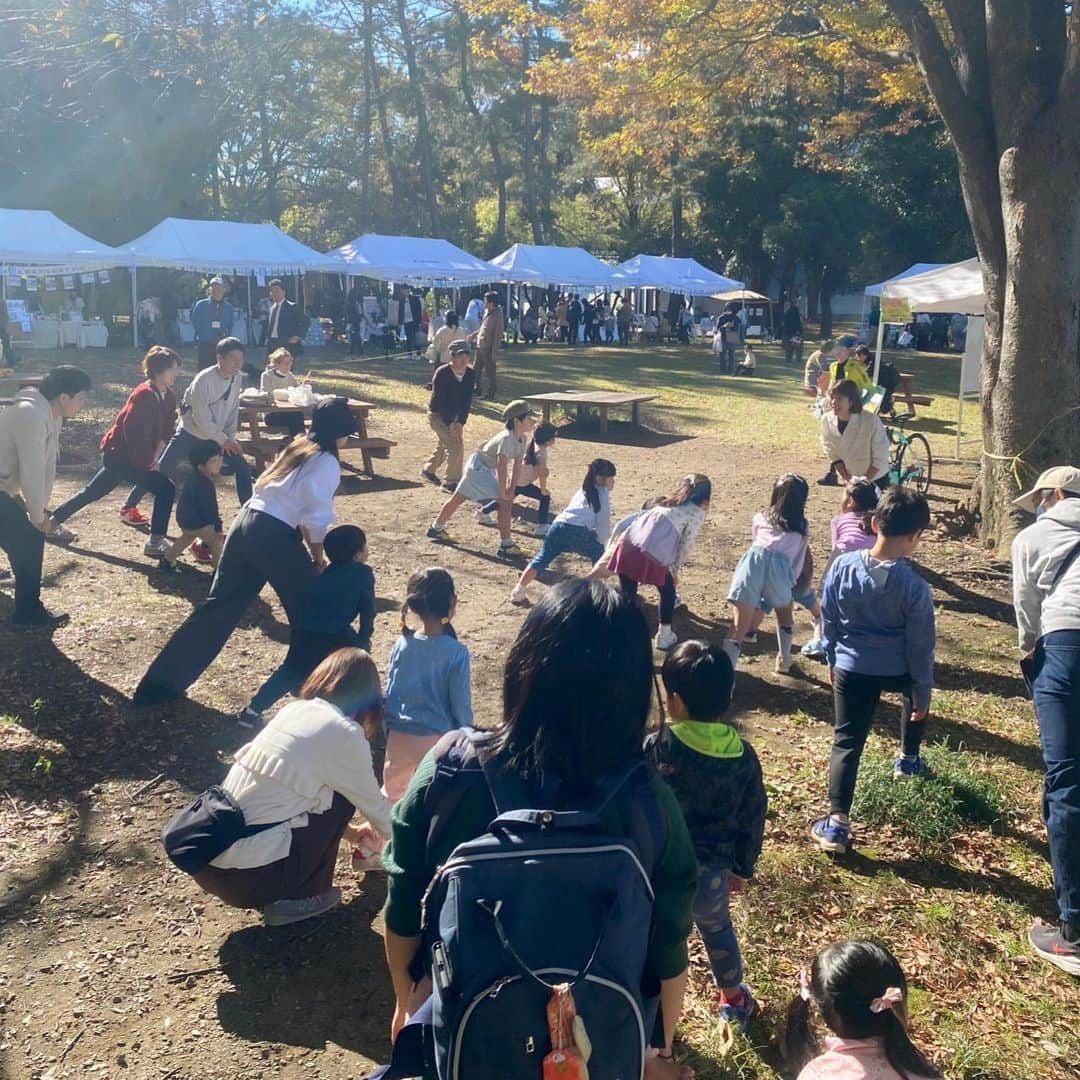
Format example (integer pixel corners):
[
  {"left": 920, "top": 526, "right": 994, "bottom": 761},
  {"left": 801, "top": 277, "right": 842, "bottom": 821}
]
[
  {"left": 872, "top": 310, "right": 886, "bottom": 385},
  {"left": 131, "top": 266, "right": 138, "bottom": 348},
  {"left": 247, "top": 275, "right": 253, "bottom": 346},
  {"left": 956, "top": 386, "right": 964, "bottom": 461}
]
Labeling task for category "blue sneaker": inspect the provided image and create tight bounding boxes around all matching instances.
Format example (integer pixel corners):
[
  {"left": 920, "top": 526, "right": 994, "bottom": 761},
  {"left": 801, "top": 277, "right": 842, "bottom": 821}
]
[
  {"left": 893, "top": 755, "right": 930, "bottom": 780},
  {"left": 719, "top": 984, "right": 757, "bottom": 1031},
  {"left": 811, "top": 815, "right": 850, "bottom": 854}
]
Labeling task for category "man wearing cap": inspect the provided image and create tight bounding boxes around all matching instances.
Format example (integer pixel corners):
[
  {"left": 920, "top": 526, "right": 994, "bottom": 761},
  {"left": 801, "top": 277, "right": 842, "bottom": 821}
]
[
  {"left": 469, "top": 291, "right": 504, "bottom": 400},
  {"left": 421, "top": 341, "right": 475, "bottom": 491},
  {"left": 191, "top": 278, "right": 236, "bottom": 371},
  {"left": 1011, "top": 466, "right": 1080, "bottom": 975}
]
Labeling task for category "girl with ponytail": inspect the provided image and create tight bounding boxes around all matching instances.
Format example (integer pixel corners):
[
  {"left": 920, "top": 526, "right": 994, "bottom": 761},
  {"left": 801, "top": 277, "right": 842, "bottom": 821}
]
[
  {"left": 785, "top": 940, "right": 940, "bottom": 1079},
  {"left": 510, "top": 459, "right": 617, "bottom": 606}
]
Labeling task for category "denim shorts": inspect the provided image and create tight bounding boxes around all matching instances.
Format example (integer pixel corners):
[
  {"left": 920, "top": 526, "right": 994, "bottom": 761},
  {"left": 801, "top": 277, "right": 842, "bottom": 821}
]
[
  {"left": 728, "top": 546, "right": 797, "bottom": 610},
  {"left": 527, "top": 522, "right": 604, "bottom": 572}
]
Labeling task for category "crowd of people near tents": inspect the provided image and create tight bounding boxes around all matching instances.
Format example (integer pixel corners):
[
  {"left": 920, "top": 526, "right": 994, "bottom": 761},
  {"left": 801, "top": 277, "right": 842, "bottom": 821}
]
[{"left": 0, "top": 301, "right": 1077, "bottom": 1078}]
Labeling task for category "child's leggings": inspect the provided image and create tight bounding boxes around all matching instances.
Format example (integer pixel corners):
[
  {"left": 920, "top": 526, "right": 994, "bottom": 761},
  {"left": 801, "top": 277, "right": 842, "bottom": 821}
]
[
  {"left": 619, "top": 573, "right": 676, "bottom": 624},
  {"left": 693, "top": 865, "right": 743, "bottom": 990},
  {"left": 830, "top": 669, "right": 924, "bottom": 814},
  {"left": 481, "top": 483, "right": 551, "bottom": 524}
]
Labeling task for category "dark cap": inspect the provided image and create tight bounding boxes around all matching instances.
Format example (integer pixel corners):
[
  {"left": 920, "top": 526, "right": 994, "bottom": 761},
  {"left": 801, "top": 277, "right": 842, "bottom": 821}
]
[{"left": 311, "top": 396, "right": 358, "bottom": 442}]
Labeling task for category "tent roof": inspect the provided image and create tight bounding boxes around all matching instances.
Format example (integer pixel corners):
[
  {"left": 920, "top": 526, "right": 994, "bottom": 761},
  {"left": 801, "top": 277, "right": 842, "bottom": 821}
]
[
  {"left": 881, "top": 258, "right": 983, "bottom": 316},
  {"left": 489, "top": 243, "right": 614, "bottom": 287},
  {"left": 713, "top": 288, "right": 771, "bottom": 302},
  {"left": 611, "top": 254, "right": 743, "bottom": 294},
  {"left": 325, "top": 233, "right": 499, "bottom": 286},
  {"left": 0, "top": 208, "right": 124, "bottom": 273},
  {"left": 864, "top": 263, "right": 950, "bottom": 297},
  {"left": 123, "top": 217, "right": 344, "bottom": 274}
]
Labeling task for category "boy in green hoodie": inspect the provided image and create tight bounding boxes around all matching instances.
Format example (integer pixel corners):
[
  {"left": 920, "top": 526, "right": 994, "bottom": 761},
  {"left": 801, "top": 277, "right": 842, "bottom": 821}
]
[{"left": 647, "top": 640, "right": 767, "bottom": 1031}]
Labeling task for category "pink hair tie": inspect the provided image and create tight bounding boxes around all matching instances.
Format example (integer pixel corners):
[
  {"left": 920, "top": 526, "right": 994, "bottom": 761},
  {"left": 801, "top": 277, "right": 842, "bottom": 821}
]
[
  {"left": 798, "top": 970, "right": 812, "bottom": 1002},
  {"left": 870, "top": 987, "right": 903, "bottom": 1014}
]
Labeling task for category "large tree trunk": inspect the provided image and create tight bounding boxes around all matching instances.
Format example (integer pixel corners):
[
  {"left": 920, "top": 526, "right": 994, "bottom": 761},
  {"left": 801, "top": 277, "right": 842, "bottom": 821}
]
[
  {"left": 520, "top": 32, "right": 542, "bottom": 244},
  {"left": 359, "top": 0, "right": 374, "bottom": 225}
]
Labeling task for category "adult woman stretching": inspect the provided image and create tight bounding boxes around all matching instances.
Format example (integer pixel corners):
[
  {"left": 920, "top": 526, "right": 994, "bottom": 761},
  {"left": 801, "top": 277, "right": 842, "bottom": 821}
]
[
  {"left": 50, "top": 346, "right": 180, "bottom": 558},
  {"left": 819, "top": 379, "right": 891, "bottom": 487},
  {"left": 133, "top": 396, "right": 358, "bottom": 705}
]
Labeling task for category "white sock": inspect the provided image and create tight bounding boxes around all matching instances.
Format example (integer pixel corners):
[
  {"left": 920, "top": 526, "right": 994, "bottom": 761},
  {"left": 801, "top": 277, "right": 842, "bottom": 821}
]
[
  {"left": 777, "top": 625, "right": 795, "bottom": 661},
  {"left": 722, "top": 639, "right": 742, "bottom": 666},
  {"left": 659, "top": 622, "right": 672, "bottom": 636},
  {"left": 812, "top": 617, "right": 824, "bottom": 641}
]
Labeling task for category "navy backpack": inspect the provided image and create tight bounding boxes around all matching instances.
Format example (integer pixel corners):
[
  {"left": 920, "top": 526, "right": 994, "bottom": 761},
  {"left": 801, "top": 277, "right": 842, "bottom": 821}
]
[{"left": 374, "top": 728, "right": 666, "bottom": 1080}]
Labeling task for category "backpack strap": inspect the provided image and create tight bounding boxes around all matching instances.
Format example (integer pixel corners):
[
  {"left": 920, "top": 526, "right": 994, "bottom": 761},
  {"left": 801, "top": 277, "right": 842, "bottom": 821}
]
[
  {"left": 423, "top": 728, "right": 486, "bottom": 855},
  {"left": 610, "top": 761, "right": 667, "bottom": 878},
  {"left": 1049, "top": 537, "right": 1080, "bottom": 592}
]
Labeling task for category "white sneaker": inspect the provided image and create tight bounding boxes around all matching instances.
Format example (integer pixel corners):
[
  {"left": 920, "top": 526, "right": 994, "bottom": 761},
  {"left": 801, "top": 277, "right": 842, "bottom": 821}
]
[
  {"left": 654, "top": 626, "right": 678, "bottom": 650},
  {"left": 143, "top": 535, "right": 170, "bottom": 558},
  {"left": 775, "top": 654, "right": 794, "bottom": 674},
  {"left": 476, "top": 510, "right": 497, "bottom": 527},
  {"left": 262, "top": 887, "right": 342, "bottom": 927},
  {"left": 510, "top": 584, "right": 529, "bottom": 606},
  {"left": 426, "top": 523, "right": 449, "bottom": 539},
  {"left": 532, "top": 524, "right": 550, "bottom": 538}
]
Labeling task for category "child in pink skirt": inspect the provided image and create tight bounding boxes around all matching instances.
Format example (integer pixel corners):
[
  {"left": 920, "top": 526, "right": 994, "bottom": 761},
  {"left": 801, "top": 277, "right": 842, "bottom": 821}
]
[
  {"left": 785, "top": 940, "right": 940, "bottom": 1079},
  {"left": 381, "top": 568, "right": 472, "bottom": 803}
]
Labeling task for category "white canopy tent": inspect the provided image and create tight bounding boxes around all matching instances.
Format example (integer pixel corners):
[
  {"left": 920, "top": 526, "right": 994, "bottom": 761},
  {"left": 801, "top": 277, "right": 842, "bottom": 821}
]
[
  {"left": 0, "top": 208, "right": 124, "bottom": 283},
  {"left": 861, "top": 262, "right": 949, "bottom": 331},
  {"left": 325, "top": 233, "right": 500, "bottom": 287},
  {"left": 489, "top": 243, "right": 614, "bottom": 288},
  {"left": 611, "top": 254, "right": 743, "bottom": 294},
  {"left": 876, "top": 258, "right": 985, "bottom": 459},
  {"left": 121, "top": 217, "right": 349, "bottom": 346}
]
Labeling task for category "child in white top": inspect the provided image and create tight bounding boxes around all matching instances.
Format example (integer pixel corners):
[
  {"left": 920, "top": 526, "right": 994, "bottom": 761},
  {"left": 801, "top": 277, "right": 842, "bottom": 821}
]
[
  {"left": 478, "top": 421, "right": 557, "bottom": 538},
  {"left": 261, "top": 347, "right": 308, "bottom": 438},
  {"left": 510, "top": 458, "right": 616, "bottom": 605},
  {"left": 726, "top": 473, "right": 811, "bottom": 674},
  {"left": 786, "top": 940, "right": 939, "bottom": 1080}
]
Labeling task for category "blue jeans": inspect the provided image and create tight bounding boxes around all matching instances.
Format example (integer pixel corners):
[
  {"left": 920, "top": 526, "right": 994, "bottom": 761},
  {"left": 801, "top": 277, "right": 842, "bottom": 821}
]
[
  {"left": 527, "top": 522, "right": 604, "bottom": 572},
  {"left": 693, "top": 865, "right": 743, "bottom": 991},
  {"left": 1033, "top": 630, "right": 1080, "bottom": 926}
]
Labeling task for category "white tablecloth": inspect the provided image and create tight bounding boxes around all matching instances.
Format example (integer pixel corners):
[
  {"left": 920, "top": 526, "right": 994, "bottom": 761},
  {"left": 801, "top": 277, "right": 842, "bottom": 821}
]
[
  {"left": 78, "top": 323, "right": 108, "bottom": 348},
  {"left": 27, "top": 317, "right": 61, "bottom": 349},
  {"left": 60, "top": 320, "right": 80, "bottom": 347}
]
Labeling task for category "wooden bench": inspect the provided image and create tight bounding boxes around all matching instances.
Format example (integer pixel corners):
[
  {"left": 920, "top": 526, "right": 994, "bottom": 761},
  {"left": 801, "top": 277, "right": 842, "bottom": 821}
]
[
  {"left": 897, "top": 373, "right": 934, "bottom": 414},
  {"left": 524, "top": 391, "right": 658, "bottom": 433}
]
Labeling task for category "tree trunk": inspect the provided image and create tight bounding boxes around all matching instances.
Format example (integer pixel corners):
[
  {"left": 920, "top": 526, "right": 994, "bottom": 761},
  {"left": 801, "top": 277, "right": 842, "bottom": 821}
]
[
  {"left": 393, "top": 0, "right": 440, "bottom": 234},
  {"left": 359, "top": 0, "right": 374, "bottom": 225},
  {"left": 520, "top": 32, "right": 542, "bottom": 244},
  {"left": 538, "top": 93, "right": 554, "bottom": 243},
  {"left": 819, "top": 282, "right": 833, "bottom": 338},
  {"left": 804, "top": 269, "right": 821, "bottom": 326}
]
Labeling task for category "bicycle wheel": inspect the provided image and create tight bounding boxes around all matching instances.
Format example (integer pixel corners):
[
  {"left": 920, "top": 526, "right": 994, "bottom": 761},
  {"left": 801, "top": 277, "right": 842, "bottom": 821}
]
[{"left": 897, "top": 432, "right": 933, "bottom": 493}]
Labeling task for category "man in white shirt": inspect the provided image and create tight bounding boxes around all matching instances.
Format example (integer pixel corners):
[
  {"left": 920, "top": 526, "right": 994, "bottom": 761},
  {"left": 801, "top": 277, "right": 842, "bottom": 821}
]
[
  {"left": 0, "top": 366, "right": 91, "bottom": 626},
  {"left": 156, "top": 337, "right": 252, "bottom": 505}
]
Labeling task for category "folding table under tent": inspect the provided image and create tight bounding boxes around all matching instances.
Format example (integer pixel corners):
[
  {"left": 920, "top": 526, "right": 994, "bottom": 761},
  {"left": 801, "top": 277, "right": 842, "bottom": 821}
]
[
  {"left": 876, "top": 257, "right": 984, "bottom": 458},
  {"left": 325, "top": 233, "right": 501, "bottom": 287},
  {"left": 122, "top": 217, "right": 350, "bottom": 346}
]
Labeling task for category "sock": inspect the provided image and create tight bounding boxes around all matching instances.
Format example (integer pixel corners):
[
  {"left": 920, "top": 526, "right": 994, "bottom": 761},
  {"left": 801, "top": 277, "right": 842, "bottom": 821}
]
[
  {"left": 659, "top": 622, "right": 672, "bottom": 636},
  {"left": 813, "top": 617, "right": 824, "bottom": 641},
  {"left": 720, "top": 986, "right": 745, "bottom": 1006},
  {"left": 777, "top": 624, "right": 795, "bottom": 661},
  {"left": 722, "top": 639, "right": 741, "bottom": 666}
]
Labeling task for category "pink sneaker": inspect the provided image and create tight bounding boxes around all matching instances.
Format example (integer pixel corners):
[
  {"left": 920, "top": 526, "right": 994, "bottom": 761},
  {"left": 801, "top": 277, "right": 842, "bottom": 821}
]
[
  {"left": 190, "top": 540, "right": 214, "bottom": 564},
  {"left": 120, "top": 506, "right": 150, "bottom": 528}
]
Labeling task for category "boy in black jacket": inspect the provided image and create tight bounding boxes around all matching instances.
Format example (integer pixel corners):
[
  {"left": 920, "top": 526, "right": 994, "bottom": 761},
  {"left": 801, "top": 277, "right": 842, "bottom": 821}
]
[
  {"left": 421, "top": 341, "right": 475, "bottom": 491},
  {"left": 647, "top": 640, "right": 767, "bottom": 1031},
  {"left": 160, "top": 441, "right": 224, "bottom": 570}
]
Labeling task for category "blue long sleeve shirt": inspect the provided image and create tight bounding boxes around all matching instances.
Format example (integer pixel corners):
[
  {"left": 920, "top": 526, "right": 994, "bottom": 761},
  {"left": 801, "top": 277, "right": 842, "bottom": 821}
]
[
  {"left": 297, "top": 561, "right": 376, "bottom": 650},
  {"left": 821, "top": 550, "right": 936, "bottom": 711},
  {"left": 384, "top": 632, "right": 473, "bottom": 737},
  {"left": 190, "top": 298, "right": 235, "bottom": 343}
]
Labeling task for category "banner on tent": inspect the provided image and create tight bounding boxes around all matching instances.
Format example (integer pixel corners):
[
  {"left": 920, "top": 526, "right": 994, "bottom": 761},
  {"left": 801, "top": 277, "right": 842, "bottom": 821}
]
[
  {"left": 25, "top": 277, "right": 37, "bottom": 292},
  {"left": 881, "top": 296, "right": 911, "bottom": 323},
  {"left": 62, "top": 275, "right": 74, "bottom": 290},
  {"left": 6, "top": 300, "right": 31, "bottom": 332},
  {"left": 44, "top": 277, "right": 57, "bottom": 292},
  {"left": 81, "top": 273, "right": 96, "bottom": 284},
  {"left": 98, "top": 269, "right": 110, "bottom": 284}
]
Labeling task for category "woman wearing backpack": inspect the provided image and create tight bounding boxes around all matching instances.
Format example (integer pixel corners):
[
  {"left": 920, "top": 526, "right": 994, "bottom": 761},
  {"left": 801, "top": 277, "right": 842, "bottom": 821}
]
[{"left": 380, "top": 579, "right": 697, "bottom": 1080}]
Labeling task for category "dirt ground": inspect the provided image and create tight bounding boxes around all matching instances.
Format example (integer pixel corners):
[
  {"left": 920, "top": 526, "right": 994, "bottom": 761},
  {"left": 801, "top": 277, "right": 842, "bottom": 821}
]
[{"left": 0, "top": 343, "right": 1073, "bottom": 1079}]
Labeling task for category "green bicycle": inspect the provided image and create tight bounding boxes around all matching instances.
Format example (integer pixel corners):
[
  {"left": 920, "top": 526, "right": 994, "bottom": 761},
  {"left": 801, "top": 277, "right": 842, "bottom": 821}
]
[{"left": 884, "top": 411, "right": 933, "bottom": 493}]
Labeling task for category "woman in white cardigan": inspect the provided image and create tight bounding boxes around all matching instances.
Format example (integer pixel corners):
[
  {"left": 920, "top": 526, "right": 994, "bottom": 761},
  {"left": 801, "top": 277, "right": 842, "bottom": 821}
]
[
  {"left": 193, "top": 648, "right": 392, "bottom": 926},
  {"left": 819, "top": 378, "right": 891, "bottom": 484}
]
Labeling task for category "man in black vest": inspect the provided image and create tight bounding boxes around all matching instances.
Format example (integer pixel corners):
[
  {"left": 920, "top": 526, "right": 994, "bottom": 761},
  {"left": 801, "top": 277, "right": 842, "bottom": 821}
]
[{"left": 265, "top": 279, "right": 306, "bottom": 361}]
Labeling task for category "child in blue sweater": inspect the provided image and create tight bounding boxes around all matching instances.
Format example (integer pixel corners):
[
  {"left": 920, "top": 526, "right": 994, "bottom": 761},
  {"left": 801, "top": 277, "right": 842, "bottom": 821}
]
[
  {"left": 383, "top": 567, "right": 472, "bottom": 802},
  {"left": 812, "top": 487, "right": 935, "bottom": 855}
]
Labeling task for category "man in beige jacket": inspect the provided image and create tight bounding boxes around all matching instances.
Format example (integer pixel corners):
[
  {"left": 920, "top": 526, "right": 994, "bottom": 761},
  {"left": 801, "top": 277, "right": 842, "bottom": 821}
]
[{"left": 469, "top": 291, "right": 504, "bottom": 400}]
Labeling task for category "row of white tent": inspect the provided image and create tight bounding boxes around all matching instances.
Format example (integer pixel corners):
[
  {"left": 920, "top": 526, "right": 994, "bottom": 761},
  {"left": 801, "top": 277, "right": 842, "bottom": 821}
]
[{"left": 0, "top": 209, "right": 745, "bottom": 294}]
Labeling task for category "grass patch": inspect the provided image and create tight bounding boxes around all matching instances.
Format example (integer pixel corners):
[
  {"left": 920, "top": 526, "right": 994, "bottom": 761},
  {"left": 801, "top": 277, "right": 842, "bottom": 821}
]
[{"left": 852, "top": 740, "right": 1008, "bottom": 846}]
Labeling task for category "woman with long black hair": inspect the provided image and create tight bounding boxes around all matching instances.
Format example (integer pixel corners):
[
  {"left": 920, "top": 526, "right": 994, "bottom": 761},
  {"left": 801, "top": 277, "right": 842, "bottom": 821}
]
[{"left": 133, "top": 397, "right": 358, "bottom": 705}]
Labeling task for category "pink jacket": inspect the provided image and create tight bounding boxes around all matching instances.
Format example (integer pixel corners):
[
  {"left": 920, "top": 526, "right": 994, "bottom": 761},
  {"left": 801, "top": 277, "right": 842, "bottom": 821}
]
[{"left": 798, "top": 1037, "right": 934, "bottom": 1080}]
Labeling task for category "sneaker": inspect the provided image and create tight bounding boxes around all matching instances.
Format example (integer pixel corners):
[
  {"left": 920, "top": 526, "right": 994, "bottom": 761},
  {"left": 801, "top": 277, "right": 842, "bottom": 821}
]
[
  {"left": 743, "top": 631, "right": 758, "bottom": 644},
  {"left": 719, "top": 984, "right": 758, "bottom": 1032},
  {"left": 120, "top": 506, "right": 151, "bottom": 529},
  {"left": 12, "top": 604, "right": 70, "bottom": 629},
  {"left": 158, "top": 558, "right": 182, "bottom": 574},
  {"left": 775, "top": 654, "right": 794, "bottom": 674},
  {"left": 45, "top": 523, "right": 77, "bottom": 546},
  {"left": 190, "top": 540, "right": 214, "bottom": 564},
  {"left": 655, "top": 626, "right": 678, "bottom": 651},
  {"left": 143, "top": 535, "right": 170, "bottom": 558},
  {"left": 475, "top": 510, "right": 497, "bottom": 527},
  {"left": 441, "top": 481, "right": 458, "bottom": 492},
  {"left": 131, "top": 679, "right": 185, "bottom": 707},
  {"left": 801, "top": 638, "right": 827, "bottom": 658},
  {"left": 816, "top": 472, "right": 839, "bottom": 487},
  {"left": 811, "top": 815, "right": 850, "bottom": 854},
  {"left": 892, "top": 755, "right": 930, "bottom": 780},
  {"left": 1029, "top": 919, "right": 1080, "bottom": 976},
  {"left": 420, "top": 469, "right": 440, "bottom": 485},
  {"left": 510, "top": 584, "right": 530, "bottom": 606},
  {"left": 497, "top": 540, "right": 526, "bottom": 559},
  {"left": 426, "top": 523, "right": 449, "bottom": 540},
  {"left": 236, "top": 707, "right": 262, "bottom": 729},
  {"left": 262, "top": 887, "right": 342, "bottom": 928},
  {"left": 532, "top": 524, "right": 550, "bottom": 538}
]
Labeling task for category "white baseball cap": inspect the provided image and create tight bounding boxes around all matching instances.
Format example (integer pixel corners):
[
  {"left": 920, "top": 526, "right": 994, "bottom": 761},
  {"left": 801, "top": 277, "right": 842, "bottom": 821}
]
[{"left": 1013, "top": 465, "right": 1080, "bottom": 512}]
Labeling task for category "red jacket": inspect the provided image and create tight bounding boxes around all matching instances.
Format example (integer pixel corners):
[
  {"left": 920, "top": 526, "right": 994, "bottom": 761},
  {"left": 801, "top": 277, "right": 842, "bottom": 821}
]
[{"left": 100, "top": 382, "right": 177, "bottom": 470}]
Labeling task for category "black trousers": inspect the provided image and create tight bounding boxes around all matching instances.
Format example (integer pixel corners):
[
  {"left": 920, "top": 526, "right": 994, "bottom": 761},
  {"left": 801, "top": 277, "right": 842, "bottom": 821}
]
[
  {"left": 52, "top": 454, "right": 175, "bottom": 536},
  {"left": 0, "top": 491, "right": 45, "bottom": 617},
  {"left": 481, "top": 483, "right": 551, "bottom": 524},
  {"left": 136, "top": 507, "right": 318, "bottom": 696},
  {"left": 619, "top": 572, "right": 677, "bottom": 625},
  {"left": 829, "top": 668, "right": 924, "bottom": 814}
]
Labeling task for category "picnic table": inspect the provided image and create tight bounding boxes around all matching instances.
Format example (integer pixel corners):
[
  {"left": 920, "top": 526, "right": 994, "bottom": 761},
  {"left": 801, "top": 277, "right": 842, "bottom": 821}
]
[
  {"left": 897, "top": 372, "right": 934, "bottom": 415},
  {"left": 524, "top": 390, "right": 657, "bottom": 433},
  {"left": 237, "top": 395, "right": 395, "bottom": 476}
]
